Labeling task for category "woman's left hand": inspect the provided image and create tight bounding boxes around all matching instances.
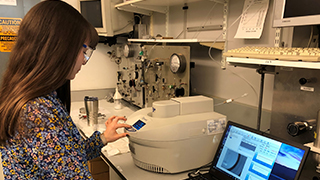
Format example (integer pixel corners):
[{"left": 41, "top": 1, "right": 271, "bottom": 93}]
[{"left": 102, "top": 115, "right": 131, "bottom": 143}]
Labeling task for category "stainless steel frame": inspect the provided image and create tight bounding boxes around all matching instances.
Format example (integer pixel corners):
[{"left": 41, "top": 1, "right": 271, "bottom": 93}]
[{"left": 270, "top": 67, "right": 320, "bottom": 144}]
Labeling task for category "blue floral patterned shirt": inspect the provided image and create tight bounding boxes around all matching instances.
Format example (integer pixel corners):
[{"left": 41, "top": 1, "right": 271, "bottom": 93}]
[{"left": 0, "top": 91, "right": 104, "bottom": 179}]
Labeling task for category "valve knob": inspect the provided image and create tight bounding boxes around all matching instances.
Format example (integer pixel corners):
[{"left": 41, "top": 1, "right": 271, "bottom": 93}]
[{"left": 287, "top": 121, "right": 308, "bottom": 136}]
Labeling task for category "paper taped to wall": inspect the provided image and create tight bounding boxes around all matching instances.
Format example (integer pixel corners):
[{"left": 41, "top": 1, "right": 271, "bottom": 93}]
[
  {"left": 0, "top": 0, "right": 16, "bottom": 6},
  {"left": 234, "top": 0, "right": 269, "bottom": 39}
]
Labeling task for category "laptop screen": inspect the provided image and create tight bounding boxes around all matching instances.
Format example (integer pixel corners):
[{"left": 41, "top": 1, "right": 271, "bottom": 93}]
[{"left": 210, "top": 121, "right": 310, "bottom": 180}]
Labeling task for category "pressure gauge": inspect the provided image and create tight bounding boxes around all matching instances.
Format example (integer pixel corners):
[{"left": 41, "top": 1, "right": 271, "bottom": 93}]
[
  {"left": 123, "top": 44, "right": 134, "bottom": 58},
  {"left": 170, "top": 53, "right": 186, "bottom": 74}
]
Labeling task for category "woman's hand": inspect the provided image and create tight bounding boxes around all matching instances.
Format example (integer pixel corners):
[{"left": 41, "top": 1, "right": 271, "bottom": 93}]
[{"left": 102, "top": 115, "right": 131, "bottom": 143}]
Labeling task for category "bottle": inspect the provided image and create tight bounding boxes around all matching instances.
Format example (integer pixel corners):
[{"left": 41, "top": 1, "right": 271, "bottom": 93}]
[{"left": 114, "top": 87, "right": 122, "bottom": 110}]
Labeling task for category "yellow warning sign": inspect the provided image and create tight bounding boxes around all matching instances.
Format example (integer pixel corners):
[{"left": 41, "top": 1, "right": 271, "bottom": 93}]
[{"left": 0, "top": 17, "right": 22, "bottom": 52}]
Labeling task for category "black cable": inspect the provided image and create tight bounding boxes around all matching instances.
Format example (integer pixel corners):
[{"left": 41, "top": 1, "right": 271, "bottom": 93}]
[{"left": 187, "top": 162, "right": 212, "bottom": 178}]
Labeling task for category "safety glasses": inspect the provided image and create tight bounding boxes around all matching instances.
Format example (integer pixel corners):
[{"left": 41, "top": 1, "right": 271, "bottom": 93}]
[{"left": 83, "top": 44, "right": 95, "bottom": 64}]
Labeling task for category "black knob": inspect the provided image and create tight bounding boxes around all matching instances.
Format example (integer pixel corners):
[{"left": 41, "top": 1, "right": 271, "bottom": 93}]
[
  {"left": 190, "top": 62, "right": 195, "bottom": 68},
  {"left": 175, "top": 87, "right": 185, "bottom": 97},
  {"left": 129, "top": 79, "right": 136, "bottom": 87},
  {"left": 117, "top": 72, "right": 122, "bottom": 81},
  {"left": 299, "top": 78, "right": 308, "bottom": 85},
  {"left": 182, "top": 5, "right": 188, "bottom": 10},
  {"left": 287, "top": 122, "right": 307, "bottom": 136},
  {"left": 299, "top": 77, "right": 317, "bottom": 85},
  {"left": 313, "top": 176, "right": 320, "bottom": 180}
]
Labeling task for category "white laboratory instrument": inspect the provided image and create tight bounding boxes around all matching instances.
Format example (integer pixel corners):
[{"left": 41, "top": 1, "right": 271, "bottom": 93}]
[{"left": 125, "top": 96, "right": 227, "bottom": 173}]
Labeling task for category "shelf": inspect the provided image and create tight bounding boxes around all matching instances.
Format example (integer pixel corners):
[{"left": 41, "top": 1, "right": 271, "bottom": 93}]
[
  {"left": 115, "top": 0, "right": 214, "bottom": 15},
  {"left": 120, "top": 0, "right": 227, "bottom": 52},
  {"left": 116, "top": 0, "right": 207, "bottom": 8},
  {"left": 127, "top": 39, "right": 225, "bottom": 50},
  {"left": 200, "top": 42, "right": 225, "bottom": 50},
  {"left": 128, "top": 38, "right": 224, "bottom": 43},
  {"left": 128, "top": 38, "right": 198, "bottom": 42},
  {"left": 227, "top": 57, "right": 320, "bottom": 70},
  {"left": 115, "top": 0, "right": 166, "bottom": 15}
]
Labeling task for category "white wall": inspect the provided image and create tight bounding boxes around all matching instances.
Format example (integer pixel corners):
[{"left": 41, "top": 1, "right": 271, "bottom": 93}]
[
  {"left": 63, "top": 0, "right": 118, "bottom": 91},
  {"left": 151, "top": 0, "right": 275, "bottom": 110},
  {"left": 151, "top": 1, "right": 224, "bottom": 41},
  {"left": 71, "top": 44, "right": 118, "bottom": 91},
  {"left": 63, "top": 0, "right": 78, "bottom": 11}
]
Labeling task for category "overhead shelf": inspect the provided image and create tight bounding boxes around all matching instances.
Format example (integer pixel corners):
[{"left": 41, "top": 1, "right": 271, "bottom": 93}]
[
  {"left": 200, "top": 42, "right": 225, "bottom": 50},
  {"left": 226, "top": 57, "right": 320, "bottom": 70},
  {"left": 116, "top": 0, "right": 207, "bottom": 8},
  {"left": 115, "top": 0, "right": 167, "bottom": 15},
  {"left": 115, "top": 0, "right": 222, "bottom": 15}
]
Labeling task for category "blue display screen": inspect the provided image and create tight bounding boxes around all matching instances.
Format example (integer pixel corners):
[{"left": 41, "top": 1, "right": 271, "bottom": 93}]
[{"left": 132, "top": 120, "right": 146, "bottom": 130}]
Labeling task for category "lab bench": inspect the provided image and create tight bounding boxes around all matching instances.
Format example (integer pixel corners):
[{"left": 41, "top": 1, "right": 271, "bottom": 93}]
[
  {"left": 71, "top": 99, "right": 190, "bottom": 180},
  {"left": 71, "top": 99, "right": 320, "bottom": 180}
]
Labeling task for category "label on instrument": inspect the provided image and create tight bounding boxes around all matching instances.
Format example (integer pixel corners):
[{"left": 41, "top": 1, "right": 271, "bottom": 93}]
[{"left": 300, "top": 86, "right": 314, "bottom": 92}]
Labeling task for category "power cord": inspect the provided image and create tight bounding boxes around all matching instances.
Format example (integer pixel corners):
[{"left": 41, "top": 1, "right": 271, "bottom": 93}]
[
  {"left": 208, "top": 1, "right": 255, "bottom": 64},
  {"left": 187, "top": 162, "right": 212, "bottom": 178},
  {"left": 214, "top": 93, "right": 248, "bottom": 107},
  {"left": 205, "top": 1, "right": 259, "bottom": 105}
]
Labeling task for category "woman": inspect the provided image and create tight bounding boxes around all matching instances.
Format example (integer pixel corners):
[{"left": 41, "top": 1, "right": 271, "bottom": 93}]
[{"left": 0, "top": 0, "right": 130, "bottom": 179}]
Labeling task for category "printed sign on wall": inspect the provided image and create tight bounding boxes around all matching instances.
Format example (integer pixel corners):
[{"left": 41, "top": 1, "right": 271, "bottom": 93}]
[
  {"left": 0, "top": 0, "right": 17, "bottom": 6},
  {"left": 0, "top": 17, "right": 21, "bottom": 52}
]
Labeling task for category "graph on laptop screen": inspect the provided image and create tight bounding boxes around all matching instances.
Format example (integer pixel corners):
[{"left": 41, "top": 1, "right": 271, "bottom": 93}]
[{"left": 213, "top": 125, "right": 306, "bottom": 180}]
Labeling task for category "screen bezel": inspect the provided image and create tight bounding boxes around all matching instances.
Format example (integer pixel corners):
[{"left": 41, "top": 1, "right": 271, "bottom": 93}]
[
  {"left": 78, "top": 0, "right": 114, "bottom": 36},
  {"left": 132, "top": 119, "right": 146, "bottom": 130},
  {"left": 273, "top": 0, "right": 320, "bottom": 27},
  {"left": 209, "top": 121, "right": 310, "bottom": 180}
]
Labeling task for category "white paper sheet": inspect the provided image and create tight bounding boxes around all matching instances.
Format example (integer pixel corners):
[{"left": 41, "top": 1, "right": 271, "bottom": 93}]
[
  {"left": 0, "top": 0, "right": 16, "bottom": 6},
  {"left": 102, "top": 138, "right": 130, "bottom": 157},
  {"left": 235, "top": 0, "right": 269, "bottom": 39}
]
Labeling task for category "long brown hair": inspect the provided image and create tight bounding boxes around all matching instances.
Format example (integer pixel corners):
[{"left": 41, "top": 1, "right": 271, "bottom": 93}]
[{"left": 0, "top": 0, "right": 98, "bottom": 145}]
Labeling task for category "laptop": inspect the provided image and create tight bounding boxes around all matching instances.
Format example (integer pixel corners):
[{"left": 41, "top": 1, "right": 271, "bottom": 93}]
[{"left": 187, "top": 121, "right": 310, "bottom": 180}]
